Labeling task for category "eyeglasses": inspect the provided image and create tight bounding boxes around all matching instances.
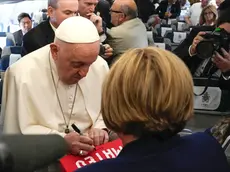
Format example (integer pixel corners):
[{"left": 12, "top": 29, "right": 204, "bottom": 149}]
[
  {"left": 109, "top": 9, "right": 123, "bottom": 14},
  {"left": 204, "top": 12, "right": 213, "bottom": 15}
]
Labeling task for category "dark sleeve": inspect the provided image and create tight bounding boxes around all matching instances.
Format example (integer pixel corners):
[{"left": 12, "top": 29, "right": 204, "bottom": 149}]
[
  {"left": 173, "top": 30, "right": 195, "bottom": 61},
  {"left": 156, "top": 2, "right": 165, "bottom": 19},
  {"left": 95, "top": 0, "right": 111, "bottom": 28},
  {"left": 22, "top": 32, "right": 38, "bottom": 56},
  {"left": 170, "top": 2, "right": 181, "bottom": 18},
  {"left": 173, "top": 29, "right": 203, "bottom": 74},
  {"left": 219, "top": 74, "right": 230, "bottom": 90},
  {"left": 0, "top": 55, "right": 10, "bottom": 71}
]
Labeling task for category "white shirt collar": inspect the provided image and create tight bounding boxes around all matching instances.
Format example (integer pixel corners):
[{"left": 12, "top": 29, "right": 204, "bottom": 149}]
[{"left": 49, "top": 22, "right": 56, "bottom": 32}]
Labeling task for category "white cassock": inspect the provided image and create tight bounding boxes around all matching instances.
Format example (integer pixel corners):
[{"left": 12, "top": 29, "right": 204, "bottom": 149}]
[{"left": 0, "top": 45, "right": 109, "bottom": 136}]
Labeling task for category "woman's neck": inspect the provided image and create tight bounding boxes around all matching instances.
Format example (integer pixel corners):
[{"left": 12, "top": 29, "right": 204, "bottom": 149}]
[
  {"left": 205, "top": 20, "right": 214, "bottom": 26},
  {"left": 118, "top": 134, "right": 138, "bottom": 146}
]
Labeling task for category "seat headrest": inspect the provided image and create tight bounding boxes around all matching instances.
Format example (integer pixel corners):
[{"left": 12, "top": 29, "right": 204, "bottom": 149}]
[{"left": 10, "top": 46, "right": 22, "bottom": 54}]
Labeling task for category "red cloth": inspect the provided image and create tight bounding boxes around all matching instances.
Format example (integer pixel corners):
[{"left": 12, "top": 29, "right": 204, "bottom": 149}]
[{"left": 60, "top": 139, "right": 123, "bottom": 172}]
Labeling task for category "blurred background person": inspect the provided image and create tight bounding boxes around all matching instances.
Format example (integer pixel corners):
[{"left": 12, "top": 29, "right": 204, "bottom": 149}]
[
  {"left": 156, "top": 0, "right": 181, "bottom": 19},
  {"left": 22, "top": 0, "right": 79, "bottom": 55},
  {"left": 6, "top": 12, "right": 32, "bottom": 46},
  {"left": 185, "top": 0, "right": 210, "bottom": 26},
  {"left": 106, "top": 0, "right": 148, "bottom": 62},
  {"left": 198, "top": 5, "right": 217, "bottom": 26},
  {"left": 75, "top": 47, "right": 230, "bottom": 172},
  {"left": 95, "top": 0, "right": 112, "bottom": 28},
  {"left": 179, "top": 0, "right": 190, "bottom": 21},
  {"left": 77, "top": 0, "right": 114, "bottom": 60},
  {"left": 134, "top": 0, "right": 157, "bottom": 23},
  {"left": 216, "top": 0, "right": 224, "bottom": 7}
]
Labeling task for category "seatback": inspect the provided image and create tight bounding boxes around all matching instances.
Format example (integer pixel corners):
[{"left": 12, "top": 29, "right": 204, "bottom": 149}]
[
  {"left": 0, "top": 46, "right": 22, "bottom": 71},
  {"left": 6, "top": 32, "right": 16, "bottom": 47}
]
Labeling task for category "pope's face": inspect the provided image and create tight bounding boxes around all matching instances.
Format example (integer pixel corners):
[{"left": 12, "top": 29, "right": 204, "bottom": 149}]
[
  {"left": 50, "top": 41, "right": 100, "bottom": 85},
  {"left": 48, "top": 0, "right": 79, "bottom": 28}
]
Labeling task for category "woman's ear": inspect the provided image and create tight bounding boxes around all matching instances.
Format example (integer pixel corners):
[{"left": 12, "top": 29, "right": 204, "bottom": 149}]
[{"left": 50, "top": 43, "right": 59, "bottom": 61}]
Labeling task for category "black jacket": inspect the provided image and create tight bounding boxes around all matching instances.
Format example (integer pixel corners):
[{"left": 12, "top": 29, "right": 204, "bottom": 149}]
[
  {"left": 13, "top": 30, "right": 23, "bottom": 46},
  {"left": 157, "top": 0, "right": 181, "bottom": 19},
  {"left": 135, "top": 0, "right": 156, "bottom": 23},
  {"left": 22, "top": 19, "right": 54, "bottom": 56},
  {"left": 76, "top": 132, "right": 230, "bottom": 172}
]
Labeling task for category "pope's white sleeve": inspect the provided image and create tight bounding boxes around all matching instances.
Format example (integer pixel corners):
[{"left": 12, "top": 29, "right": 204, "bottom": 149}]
[
  {"left": 93, "top": 113, "right": 106, "bottom": 129},
  {"left": 1, "top": 68, "right": 66, "bottom": 137}
]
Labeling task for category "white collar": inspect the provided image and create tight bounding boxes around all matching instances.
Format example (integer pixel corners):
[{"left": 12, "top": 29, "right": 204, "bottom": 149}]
[{"left": 49, "top": 22, "right": 56, "bottom": 32}]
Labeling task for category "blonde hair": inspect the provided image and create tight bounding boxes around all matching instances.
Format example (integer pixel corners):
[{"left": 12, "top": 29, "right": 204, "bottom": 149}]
[
  {"left": 199, "top": 5, "right": 218, "bottom": 26},
  {"left": 101, "top": 47, "right": 194, "bottom": 136}
]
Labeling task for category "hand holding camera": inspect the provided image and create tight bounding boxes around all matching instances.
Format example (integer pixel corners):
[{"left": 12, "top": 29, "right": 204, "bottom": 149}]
[
  {"left": 191, "top": 28, "right": 230, "bottom": 73},
  {"left": 194, "top": 28, "right": 230, "bottom": 59},
  {"left": 212, "top": 48, "right": 230, "bottom": 73},
  {"left": 100, "top": 44, "right": 113, "bottom": 58},
  {"left": 190, "top": 32, "right": 206, "bottom": 56}
]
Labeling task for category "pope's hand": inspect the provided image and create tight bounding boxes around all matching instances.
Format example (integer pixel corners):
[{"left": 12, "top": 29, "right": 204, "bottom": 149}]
[
  {"left": 88, "top": 128, "right": 109, "bottom": 146},
  {"left": 64, "top": 132, "right": 94, "bottom": 156}
]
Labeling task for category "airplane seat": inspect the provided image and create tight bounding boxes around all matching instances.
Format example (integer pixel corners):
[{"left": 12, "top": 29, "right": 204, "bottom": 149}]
[
  {"left": 1, "top": 47, "right": 11, "bottom": 57},
  {"left": 147, "top": 31, "right": 154, "bottom": 46},
  {"left": 222, "top": 136, "right": 230, "bottom": 165},
  {"left": 6, "top": 32, "right": 16, "bottom": 47},
  {"left": 0, "top": 46, "right": 22, "bottom": 72}
]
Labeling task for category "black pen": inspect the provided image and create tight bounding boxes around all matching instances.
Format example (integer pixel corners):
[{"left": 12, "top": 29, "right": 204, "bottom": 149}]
[{"left": 71, "top": 124, "right": 82, "bottom": 135}]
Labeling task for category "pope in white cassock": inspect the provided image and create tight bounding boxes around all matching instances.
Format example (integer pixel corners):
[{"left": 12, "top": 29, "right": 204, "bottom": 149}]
[{"left": 1, "top": 16, "right": 110, "bottom": 156}]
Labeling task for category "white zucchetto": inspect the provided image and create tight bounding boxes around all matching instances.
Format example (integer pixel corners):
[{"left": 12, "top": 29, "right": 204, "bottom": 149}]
[{"left": 55, "top": 16, "right": 100, "bottom": 43}]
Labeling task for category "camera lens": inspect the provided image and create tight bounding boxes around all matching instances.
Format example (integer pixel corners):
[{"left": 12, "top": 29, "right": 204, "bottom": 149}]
[{"left": 196, "top": 40, "right": 215, "bottom": 59}]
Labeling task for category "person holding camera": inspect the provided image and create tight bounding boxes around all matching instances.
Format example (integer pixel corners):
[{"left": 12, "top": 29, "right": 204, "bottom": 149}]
[{"left": 174, "top": 5, "right": 230, "bottom": 84}]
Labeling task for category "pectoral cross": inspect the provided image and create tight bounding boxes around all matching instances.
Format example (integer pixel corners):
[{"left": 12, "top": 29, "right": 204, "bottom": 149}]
[{"left": 65, "top": 128, "right": 70, "bottom": 134}]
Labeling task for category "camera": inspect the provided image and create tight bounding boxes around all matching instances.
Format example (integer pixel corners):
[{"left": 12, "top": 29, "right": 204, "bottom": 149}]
[
  {"left": 99, "top": 44, "right": 106, "bottom": 55},
  {"left": 196, "top": 28, "right": 230, "bottom": 59}
]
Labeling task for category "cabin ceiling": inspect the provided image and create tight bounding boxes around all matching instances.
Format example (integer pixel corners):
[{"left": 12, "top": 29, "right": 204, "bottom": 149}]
[{"left": 0, "top": 0, "right": 29, "bottom": 4}]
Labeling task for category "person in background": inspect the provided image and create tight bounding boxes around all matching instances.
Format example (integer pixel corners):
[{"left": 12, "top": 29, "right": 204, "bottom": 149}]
[
  {"left": 78, "top": 0, "right": 113, "bottom": 59},
  {"left": 179, "top": 0, "right": 190, "bottom": 21},
  {"left": 22, "top": 0, "right": 79, "bottom": 55},
  {"left": 134, "top": 0, "right": 156, "bottom": 23},
  {"left": 106, "top": 0, "right": 148, "bottom": 61},
  {"left": 1, "top": 16, "right": 110, "bottom": 156},
  {"left": 8, "top": 13, "right": 32, "bottom": 46},
  {"left": 75, "top": 47, "right": 230, "bottom": 172},
  {"left": 216, "top": 0, "right": 224, "bottom": 7},
  {"left": 78, "top": 0, "right": 105, "bottom": 34},
  {"left": 198, "top": 5, "right": 217, "bottom": 26},
  {"left": 95, "top": 0, "right": 112, "bottom": 28},
  {"left": 181, "top": 0, "right": 190, "bottom": 9},
  {"left": 185, "top": 0, "right": 210, "bottom": 26},
  {"left": 174, "top": 0, "right": 230, "bottom": 89},
  {"left": 156, "top": 0, "right": 181, "bottom": 19}
]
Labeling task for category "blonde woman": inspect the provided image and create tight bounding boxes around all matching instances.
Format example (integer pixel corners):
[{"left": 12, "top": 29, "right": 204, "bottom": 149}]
[
  {"left": 76, "top": 47, "right": 230, "bottom": 172},
  {"left": 199, "top": 5, "right": 218, "bottom": 26}
]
